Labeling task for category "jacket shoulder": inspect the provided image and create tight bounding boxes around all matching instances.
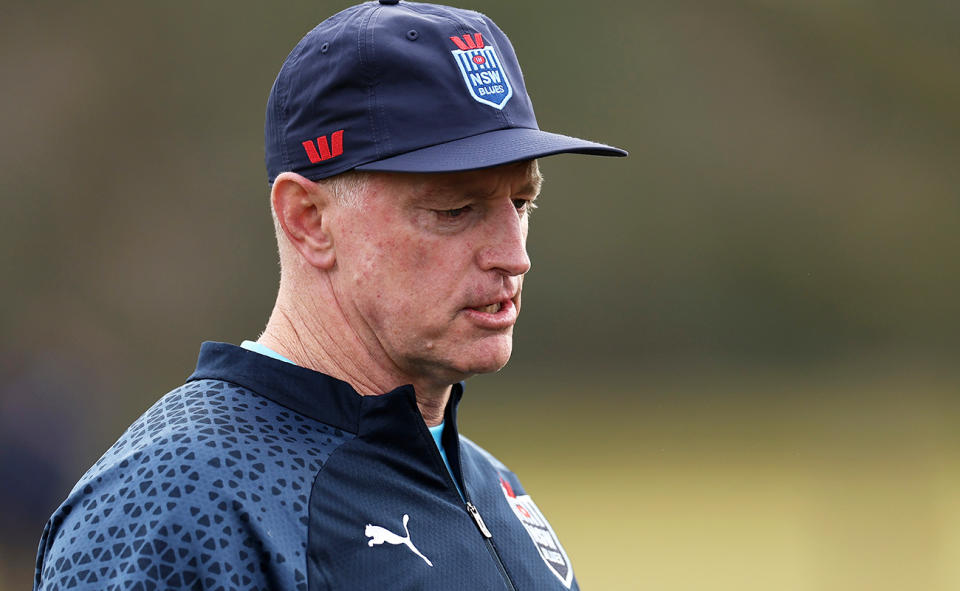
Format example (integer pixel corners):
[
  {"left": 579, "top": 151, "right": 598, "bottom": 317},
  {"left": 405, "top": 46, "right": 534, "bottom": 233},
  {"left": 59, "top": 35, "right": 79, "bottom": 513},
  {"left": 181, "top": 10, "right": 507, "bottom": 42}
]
[
  {"left": 458, "top": 434, "right": 528, "bottom": 497},
  {"left": 35, "top": 379, "right": 352, "bottom": 591}
]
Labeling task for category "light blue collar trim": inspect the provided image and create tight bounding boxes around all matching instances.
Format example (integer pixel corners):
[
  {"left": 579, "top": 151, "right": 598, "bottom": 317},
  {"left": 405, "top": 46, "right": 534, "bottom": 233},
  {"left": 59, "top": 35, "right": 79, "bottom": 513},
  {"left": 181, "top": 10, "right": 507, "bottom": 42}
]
[
  {"left": 428, "top": 423, "right": 445, "bottom": 449},
  {"left": 429, "top": 421, "right": 462, "bottom": 499},
  {"left": 241, "top": 340, "right": 296, "bottom": 365}
]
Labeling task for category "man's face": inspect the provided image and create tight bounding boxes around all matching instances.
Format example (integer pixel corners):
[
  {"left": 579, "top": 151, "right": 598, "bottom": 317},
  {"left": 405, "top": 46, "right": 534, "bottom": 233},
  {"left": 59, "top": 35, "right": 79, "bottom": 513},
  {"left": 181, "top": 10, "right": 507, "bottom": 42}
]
[{"left": 327, "top": 161, "right": 539, "bottom": 389}]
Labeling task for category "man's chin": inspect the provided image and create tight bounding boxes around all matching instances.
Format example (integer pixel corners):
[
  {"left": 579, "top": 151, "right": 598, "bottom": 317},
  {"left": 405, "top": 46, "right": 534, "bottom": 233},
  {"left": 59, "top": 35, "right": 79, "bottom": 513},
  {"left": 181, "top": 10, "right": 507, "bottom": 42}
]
[
  {"left": 412, "top": 334, "right": 514, "bottom": 384},
  {"left": 457, "top": 339, "right": 514, "bottom": 377}
]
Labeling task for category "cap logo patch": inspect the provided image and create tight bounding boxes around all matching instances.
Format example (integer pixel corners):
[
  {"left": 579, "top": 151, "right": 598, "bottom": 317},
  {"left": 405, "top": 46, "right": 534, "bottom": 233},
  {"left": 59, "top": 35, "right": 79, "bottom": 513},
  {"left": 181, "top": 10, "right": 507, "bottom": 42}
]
[
  {"left": 302, "top": 129, "right": 345, "bottom": 164},
  {"left": 449, "top": 33, "right": 513, "bottom": 110}
]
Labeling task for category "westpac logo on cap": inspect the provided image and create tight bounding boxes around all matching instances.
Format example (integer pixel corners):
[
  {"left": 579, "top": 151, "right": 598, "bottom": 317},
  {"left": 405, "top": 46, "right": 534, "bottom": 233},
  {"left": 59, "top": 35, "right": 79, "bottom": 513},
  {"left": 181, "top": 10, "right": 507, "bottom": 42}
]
[{"left": 449, "top": 33, "right": 513, "bottom": 110}]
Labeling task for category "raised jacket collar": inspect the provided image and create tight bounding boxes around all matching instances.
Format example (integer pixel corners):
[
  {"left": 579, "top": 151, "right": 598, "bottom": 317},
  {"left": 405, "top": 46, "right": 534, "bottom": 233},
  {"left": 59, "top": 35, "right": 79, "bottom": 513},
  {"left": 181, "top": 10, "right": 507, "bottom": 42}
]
[{"left": 186, "top": 341, "right": 465, "bottom": 441}]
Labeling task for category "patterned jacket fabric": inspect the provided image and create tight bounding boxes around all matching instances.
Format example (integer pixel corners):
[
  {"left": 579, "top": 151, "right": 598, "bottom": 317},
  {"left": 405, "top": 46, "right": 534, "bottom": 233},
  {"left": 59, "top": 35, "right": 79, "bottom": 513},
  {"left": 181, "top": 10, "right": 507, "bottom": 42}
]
[{"left": 35, "top": 342, "right": 578, "bottom": 590}]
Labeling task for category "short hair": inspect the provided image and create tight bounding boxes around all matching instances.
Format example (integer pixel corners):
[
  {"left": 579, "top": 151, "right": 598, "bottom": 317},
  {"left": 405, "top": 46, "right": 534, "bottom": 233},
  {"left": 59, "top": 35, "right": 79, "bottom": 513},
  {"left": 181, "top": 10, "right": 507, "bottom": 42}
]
[{"left": 317, "top": 170, "right": 372, "bottom": 210}]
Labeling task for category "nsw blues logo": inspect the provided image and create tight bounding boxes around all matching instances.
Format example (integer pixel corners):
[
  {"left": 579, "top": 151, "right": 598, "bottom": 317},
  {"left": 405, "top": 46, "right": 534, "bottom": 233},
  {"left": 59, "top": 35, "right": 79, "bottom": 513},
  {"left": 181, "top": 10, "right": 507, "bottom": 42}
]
[
  {"left": 499, "top": 476, "right": 574, "bottom": 588},
  {"left": 449, "top": 33, "right": 513, "bottom": 110}
]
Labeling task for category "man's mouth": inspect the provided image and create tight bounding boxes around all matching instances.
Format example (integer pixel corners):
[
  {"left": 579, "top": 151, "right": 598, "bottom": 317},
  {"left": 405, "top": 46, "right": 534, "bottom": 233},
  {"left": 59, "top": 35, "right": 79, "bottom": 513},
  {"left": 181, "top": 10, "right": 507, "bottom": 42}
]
[
  {"left": 474, "top": 302, "right": 503, "bottom": 314},
  {"left": 463, "top": 297, "right": 518, "bottom": 329}
]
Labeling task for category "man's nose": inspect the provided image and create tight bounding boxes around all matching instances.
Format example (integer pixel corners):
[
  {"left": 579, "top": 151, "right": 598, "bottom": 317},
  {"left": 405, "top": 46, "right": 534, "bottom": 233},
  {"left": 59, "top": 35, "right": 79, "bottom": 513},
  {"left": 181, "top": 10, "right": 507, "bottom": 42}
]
[{"left": 477, "top": 200, "right": 532, "bottom": 276}]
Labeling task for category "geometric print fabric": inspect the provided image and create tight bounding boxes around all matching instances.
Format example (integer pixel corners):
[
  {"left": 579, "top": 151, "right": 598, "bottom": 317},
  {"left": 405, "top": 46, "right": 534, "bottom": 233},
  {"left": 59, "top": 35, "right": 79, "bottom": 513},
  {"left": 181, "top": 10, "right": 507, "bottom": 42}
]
[{"left": 35, "top": 380, "right": 350, "bottom": 590}]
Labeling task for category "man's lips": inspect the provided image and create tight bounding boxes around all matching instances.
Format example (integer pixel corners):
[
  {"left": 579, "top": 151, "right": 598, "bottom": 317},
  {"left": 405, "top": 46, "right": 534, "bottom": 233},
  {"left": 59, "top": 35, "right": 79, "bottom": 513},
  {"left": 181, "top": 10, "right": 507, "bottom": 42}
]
[
  {"left": 463, "top": 296, "right": 518, "bottom": 329},
  {"left": 464, "top": 287, "right": 520, "bottom": 314}
]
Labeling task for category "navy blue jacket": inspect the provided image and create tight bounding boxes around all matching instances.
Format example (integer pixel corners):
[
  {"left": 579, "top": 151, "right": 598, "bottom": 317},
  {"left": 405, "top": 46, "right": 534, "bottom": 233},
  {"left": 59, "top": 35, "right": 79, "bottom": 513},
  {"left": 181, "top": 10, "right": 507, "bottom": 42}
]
[{"left": 35, "top": 342, "right": 578, "bottom": 590}]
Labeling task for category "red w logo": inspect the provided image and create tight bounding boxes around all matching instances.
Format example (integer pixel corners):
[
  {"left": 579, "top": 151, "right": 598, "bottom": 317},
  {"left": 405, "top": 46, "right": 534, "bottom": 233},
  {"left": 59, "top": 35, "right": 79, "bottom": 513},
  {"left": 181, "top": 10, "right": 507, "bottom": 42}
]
[
  {"left": 302, "top": 130, "right": 344, "bottom": 163},
  {"left": 449, "top": 33, "right": 485, "bottom": 51}
]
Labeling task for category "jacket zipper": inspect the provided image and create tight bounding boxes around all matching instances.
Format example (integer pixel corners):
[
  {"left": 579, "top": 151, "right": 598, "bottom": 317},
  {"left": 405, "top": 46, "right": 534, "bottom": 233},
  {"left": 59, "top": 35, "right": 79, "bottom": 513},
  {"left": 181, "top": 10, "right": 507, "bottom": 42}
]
[
  {"left": 466, "top": 501, "right": 517, "bottom": 591},
  {"left": 466, "top": 502, "right": 492, "bottom": 537},
  {"left": 421, "top": 420, "right": 517, "bottom": 590}
]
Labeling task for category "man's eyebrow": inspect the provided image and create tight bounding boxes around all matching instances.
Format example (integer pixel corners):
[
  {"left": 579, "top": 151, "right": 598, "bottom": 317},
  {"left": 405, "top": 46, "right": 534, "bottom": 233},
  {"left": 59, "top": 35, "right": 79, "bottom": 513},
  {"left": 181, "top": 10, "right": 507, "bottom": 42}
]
[
  {"left": 460, "top": 180, "right": 541, "bottom": 200},
  {"left": 412, "top": 170, "right": 542, "bottom": 203},
  {"left": 461, "top": 186, "right": 497, "bottom": 200},
  {"left": 515, "top": 181, "right": 540, "bottom": 198},
  {"left": 413, "top": 184, "right": 460, "bottom": 204}
]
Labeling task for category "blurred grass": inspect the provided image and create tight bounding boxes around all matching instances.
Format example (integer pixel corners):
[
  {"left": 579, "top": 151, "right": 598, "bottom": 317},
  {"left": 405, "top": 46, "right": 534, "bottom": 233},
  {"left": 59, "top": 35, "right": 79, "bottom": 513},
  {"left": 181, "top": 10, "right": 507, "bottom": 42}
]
[{"left": 462, "top": 360, "right": 959, "bottom": 591}]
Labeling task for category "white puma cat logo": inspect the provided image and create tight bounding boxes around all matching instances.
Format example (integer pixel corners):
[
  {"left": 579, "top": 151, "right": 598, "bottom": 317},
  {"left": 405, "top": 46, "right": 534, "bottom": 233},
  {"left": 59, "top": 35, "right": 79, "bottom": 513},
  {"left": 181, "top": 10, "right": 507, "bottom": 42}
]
[{"left": 364, "top": 514, "right": 433, "bottom": 567}]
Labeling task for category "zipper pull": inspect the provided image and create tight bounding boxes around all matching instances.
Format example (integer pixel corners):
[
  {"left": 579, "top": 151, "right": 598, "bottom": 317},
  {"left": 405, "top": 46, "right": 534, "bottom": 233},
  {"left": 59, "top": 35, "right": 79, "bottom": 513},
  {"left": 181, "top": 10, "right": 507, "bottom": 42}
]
[{"left": 466, "top": 502, "right": 493, "bottom": 538}]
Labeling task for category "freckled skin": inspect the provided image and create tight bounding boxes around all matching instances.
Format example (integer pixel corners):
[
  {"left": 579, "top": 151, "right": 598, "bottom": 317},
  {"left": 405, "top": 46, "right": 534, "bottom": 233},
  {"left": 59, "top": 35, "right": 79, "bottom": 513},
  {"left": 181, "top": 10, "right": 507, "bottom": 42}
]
[{"left": 326, "top": 162, "right": 537, "bottom": 391}]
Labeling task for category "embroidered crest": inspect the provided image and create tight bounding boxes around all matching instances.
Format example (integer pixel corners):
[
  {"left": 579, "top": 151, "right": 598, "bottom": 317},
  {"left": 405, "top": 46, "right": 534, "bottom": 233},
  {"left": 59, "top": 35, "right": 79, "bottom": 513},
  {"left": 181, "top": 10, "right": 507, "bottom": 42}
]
[
  {"left": 499, "top": 477, "right": 574, "bottom": 588},
  {"left": 449, "top": 33, "right": 513, "bottom": 110}
]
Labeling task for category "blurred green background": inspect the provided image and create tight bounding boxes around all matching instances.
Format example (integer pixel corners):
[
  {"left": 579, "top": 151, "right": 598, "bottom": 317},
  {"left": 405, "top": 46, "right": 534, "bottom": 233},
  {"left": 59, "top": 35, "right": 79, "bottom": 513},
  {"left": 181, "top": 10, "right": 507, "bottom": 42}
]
[{"left": 1, "top": 1, "right": 958, "bottom": 589}]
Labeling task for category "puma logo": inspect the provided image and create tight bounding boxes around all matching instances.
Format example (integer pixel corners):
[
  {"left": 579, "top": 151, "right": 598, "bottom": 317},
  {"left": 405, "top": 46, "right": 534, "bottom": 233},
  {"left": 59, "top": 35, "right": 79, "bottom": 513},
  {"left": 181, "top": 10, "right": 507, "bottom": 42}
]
[{"left": 365, "top": 514, "right": 433, "bottom": 567}]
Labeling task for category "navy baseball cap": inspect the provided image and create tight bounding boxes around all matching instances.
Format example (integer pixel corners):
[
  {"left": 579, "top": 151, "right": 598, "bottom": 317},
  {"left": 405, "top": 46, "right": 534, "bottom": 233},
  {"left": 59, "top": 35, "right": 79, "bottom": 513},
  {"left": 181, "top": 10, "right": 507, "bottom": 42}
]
[{"left": 265, "top": 0, "right": 627, "bottom": 183}]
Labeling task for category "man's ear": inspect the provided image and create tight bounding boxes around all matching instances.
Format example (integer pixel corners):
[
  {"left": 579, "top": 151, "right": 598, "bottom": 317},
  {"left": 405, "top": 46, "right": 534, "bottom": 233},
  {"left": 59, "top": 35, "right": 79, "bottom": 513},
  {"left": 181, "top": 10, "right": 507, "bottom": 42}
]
[{"left": 271, "top": 172, "right": 336, "bottom": 270}]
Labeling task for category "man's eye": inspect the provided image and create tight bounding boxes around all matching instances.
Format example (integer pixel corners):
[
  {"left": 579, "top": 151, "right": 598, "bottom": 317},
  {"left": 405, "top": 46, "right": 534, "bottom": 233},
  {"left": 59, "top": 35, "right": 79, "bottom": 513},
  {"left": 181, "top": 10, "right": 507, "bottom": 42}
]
[
  {"left": 513, "top": 199, "right": 536, "bottom": 213},
  {"left": 438, "top": 206, "right": 470, "bottom": 219}
]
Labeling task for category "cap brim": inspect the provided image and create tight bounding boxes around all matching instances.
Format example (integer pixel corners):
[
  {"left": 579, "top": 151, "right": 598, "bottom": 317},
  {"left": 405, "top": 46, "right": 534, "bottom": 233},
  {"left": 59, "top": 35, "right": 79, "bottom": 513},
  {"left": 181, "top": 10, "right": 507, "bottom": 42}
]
[{"left": 354, "top": 127, "right": 627, "bottom": 173}]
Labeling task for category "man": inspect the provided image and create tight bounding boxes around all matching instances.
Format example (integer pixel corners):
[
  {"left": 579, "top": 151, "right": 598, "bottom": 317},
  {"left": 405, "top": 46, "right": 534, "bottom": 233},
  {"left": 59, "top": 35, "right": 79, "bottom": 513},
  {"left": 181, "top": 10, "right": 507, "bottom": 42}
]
[{"left": 34, "top": 2, "right": 625, "bottom": 589}]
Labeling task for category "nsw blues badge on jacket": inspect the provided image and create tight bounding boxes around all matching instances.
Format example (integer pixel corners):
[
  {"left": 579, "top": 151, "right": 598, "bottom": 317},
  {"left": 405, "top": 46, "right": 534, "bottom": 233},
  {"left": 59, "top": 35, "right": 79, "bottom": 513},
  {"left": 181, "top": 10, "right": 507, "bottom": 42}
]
[{"left": 500, "top": 476, "right": 575, "bottom": 588}]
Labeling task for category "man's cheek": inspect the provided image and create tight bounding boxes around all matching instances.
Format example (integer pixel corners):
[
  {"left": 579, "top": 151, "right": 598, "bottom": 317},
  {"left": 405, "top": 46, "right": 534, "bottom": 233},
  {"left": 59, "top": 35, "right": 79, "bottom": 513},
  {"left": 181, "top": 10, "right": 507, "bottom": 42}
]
[{"left": 404, "top": 237, "right": 446, "bottom": 269}]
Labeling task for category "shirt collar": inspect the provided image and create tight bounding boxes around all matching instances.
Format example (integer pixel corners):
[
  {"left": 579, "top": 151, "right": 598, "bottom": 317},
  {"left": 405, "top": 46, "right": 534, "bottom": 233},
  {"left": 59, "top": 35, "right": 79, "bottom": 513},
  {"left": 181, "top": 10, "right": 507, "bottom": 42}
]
[{"left": 187, "top": 341, "right": 464, "bottom": 439}]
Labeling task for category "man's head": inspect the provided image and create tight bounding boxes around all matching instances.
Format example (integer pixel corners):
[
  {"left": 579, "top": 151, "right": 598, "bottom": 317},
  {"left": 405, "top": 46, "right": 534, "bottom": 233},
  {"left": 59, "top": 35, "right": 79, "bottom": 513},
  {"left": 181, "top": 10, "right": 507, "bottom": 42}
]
[
  {"left": 272, "top": 161, "right": 540, "bottom": 389},
  {"left": 263, "top": 1, "right": 624, "bottom": 394}
]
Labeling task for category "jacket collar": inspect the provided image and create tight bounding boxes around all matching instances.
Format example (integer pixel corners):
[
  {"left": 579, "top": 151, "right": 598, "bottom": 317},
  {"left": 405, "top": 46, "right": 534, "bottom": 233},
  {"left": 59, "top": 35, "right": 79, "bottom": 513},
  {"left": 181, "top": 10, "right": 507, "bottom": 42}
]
[{"left": 187, "top": 341, "right": 464, "bottom": 439}]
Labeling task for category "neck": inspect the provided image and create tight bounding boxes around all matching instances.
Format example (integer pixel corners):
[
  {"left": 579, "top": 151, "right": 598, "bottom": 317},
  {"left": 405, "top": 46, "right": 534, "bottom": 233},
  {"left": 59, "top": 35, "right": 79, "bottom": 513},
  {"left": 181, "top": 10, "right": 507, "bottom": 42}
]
[{"left": 258, "top": 284, "right": 451, "bottom": 427}]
